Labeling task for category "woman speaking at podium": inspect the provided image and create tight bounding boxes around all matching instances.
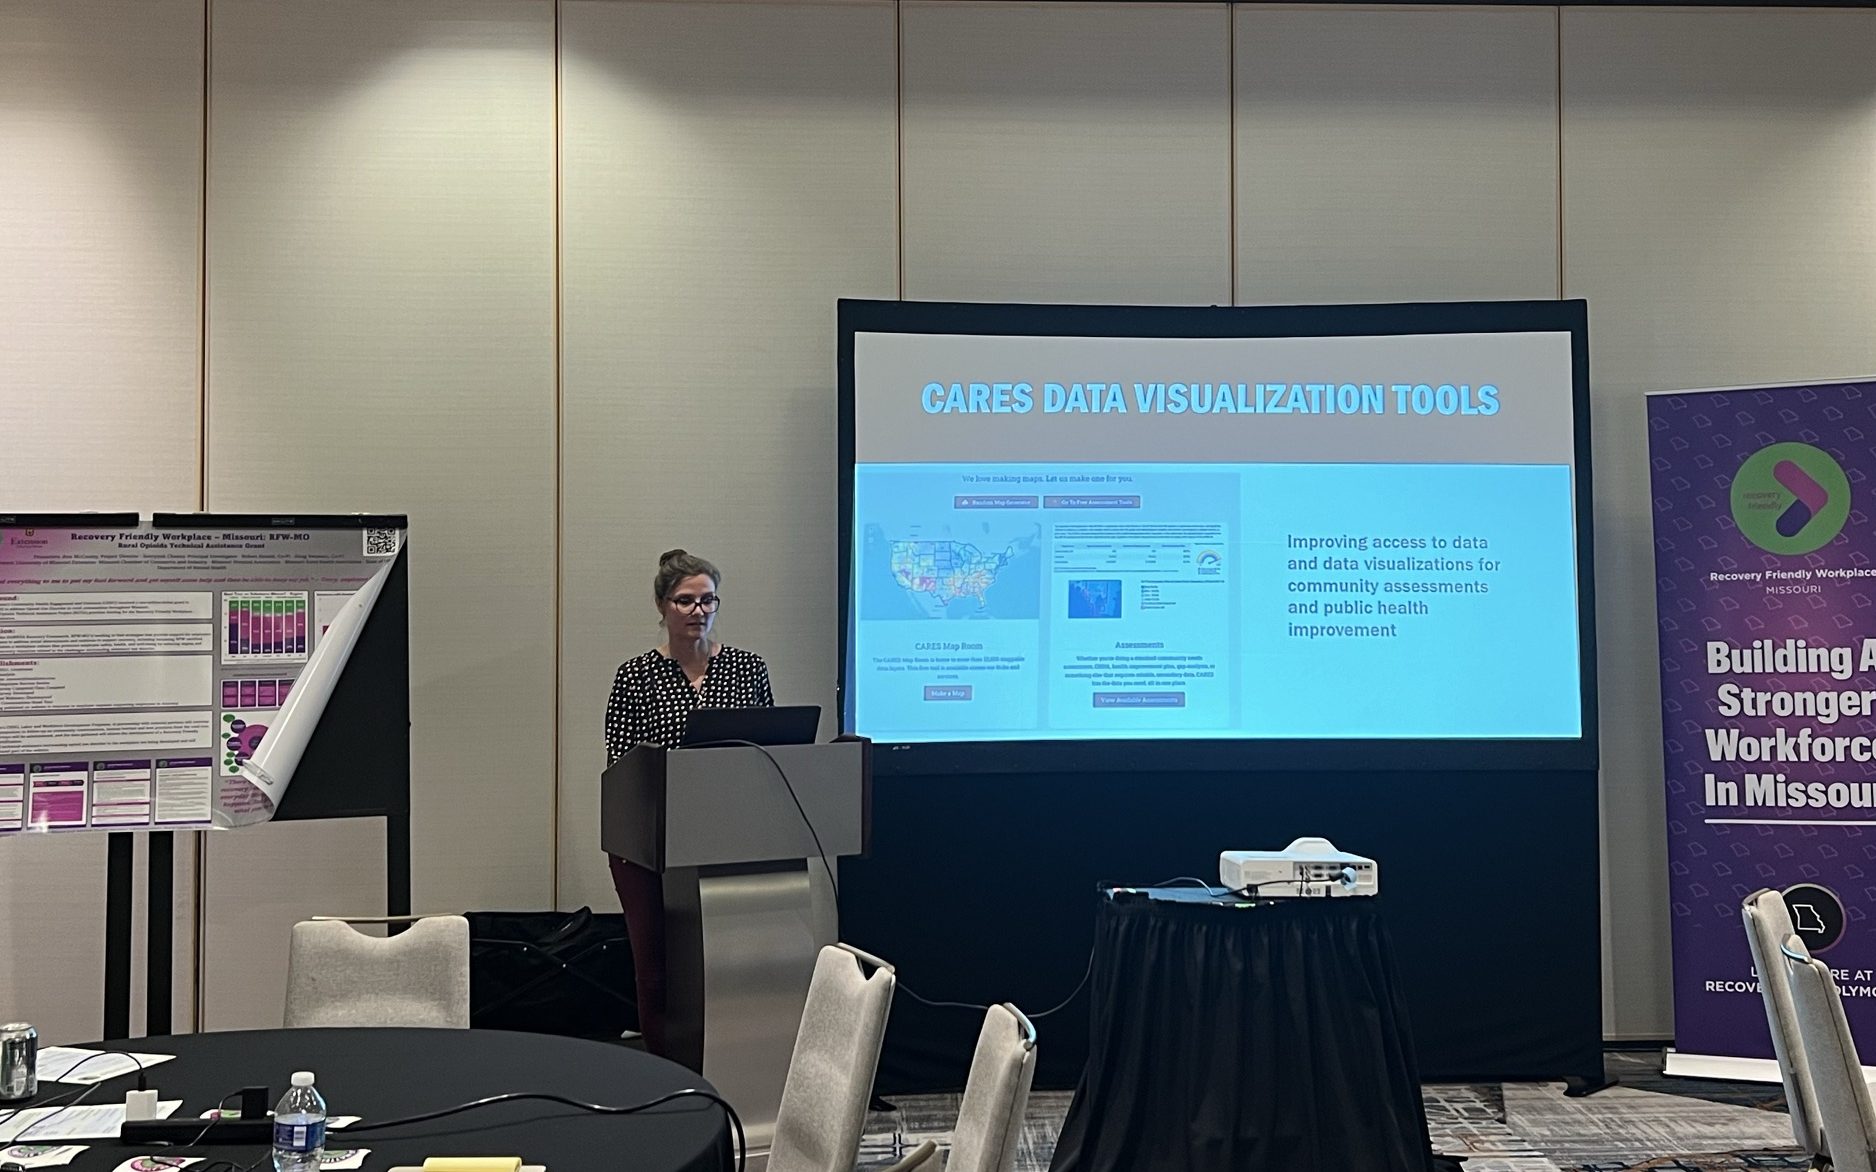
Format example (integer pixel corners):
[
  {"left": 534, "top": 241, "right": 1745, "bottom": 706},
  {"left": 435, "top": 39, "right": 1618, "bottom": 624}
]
[{"left": 603, "top": 549, "right": 773, "bottom": 1057}]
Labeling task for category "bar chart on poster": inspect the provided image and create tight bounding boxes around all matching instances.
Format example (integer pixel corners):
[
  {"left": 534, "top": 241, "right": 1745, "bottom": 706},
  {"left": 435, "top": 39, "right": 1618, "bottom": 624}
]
[{"left": 0, "top": 516, "right": 406, "bottom": 832}]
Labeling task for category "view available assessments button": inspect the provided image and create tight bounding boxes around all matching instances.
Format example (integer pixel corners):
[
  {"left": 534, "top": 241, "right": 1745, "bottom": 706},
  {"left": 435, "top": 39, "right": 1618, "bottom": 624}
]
[
  {"left": 1093, "top": 692, "right": 1186, "bottom": 708},
  {"left": 923, "top": 685, "right": 973, "bottom": 701}
]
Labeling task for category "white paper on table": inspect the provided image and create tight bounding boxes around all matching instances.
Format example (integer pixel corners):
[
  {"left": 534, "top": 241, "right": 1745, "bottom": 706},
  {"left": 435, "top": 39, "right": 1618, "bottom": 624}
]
[
  {"left": 326, "top": 1117, "right": 359, "bottom": 1130},
  {"left": 36, "top": 1047, "right": 177, "bottom": 1085},
  {"left": 112, "top": 1156, "right": 201, "bottom": 1172},
  {"left": 221, "top": 558, "right": 392, "bottom": 827},
  {"left": 0, "top": 1144, "right": 88, "bottom": 1167},
  {"left": 318, "top": 1150, "right": 370, "bottom": 1170},
  {"left": 0, "top": 1101, "right": 180, "bottom": 1144}
]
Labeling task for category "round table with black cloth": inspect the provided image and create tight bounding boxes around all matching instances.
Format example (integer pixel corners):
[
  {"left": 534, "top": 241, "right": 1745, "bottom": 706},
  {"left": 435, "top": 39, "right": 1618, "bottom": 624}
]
[
  {"left": 1048, "top": 889, "right": 1435, "bottom": 1172},
  {"left": 7, "top": 1028, "right": 731, "bottom": 1172}
]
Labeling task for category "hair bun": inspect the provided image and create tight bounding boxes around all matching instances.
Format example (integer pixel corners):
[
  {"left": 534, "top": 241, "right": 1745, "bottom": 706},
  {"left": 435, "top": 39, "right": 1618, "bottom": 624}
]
[{"left": 658, "top": 548, "right": 687, "bottom": 564}]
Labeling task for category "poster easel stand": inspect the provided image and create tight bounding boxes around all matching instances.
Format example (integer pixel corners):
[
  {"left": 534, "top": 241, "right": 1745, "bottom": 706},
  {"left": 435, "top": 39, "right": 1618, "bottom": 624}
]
[
  {"left": 75, "top": 514, "right": 413, "bottom": 1039},
  {"left": 100, "top": 829, "right": 187, "bottom": 1038},
  {"left": 103, "top": 816, "right": 410, "bottom": 1039}
]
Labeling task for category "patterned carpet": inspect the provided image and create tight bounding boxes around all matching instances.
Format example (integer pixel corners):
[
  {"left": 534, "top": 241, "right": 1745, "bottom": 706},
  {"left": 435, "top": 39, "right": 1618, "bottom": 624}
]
[{"left": 857, "top": 1051, "right": 1812, "bottom": 1172}]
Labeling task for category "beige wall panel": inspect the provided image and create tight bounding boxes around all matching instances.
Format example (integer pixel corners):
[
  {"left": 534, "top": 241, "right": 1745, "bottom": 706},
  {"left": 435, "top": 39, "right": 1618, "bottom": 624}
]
[
  {"left": 1563, "top": 7, "right": 1876, "bottom": 1039},
  {"left": 900, "top": 1, "right": 1231, "bottom": 305},
  {"left": 0, "top": 832, "right": 197, "bottom": 1042},
  {"left": 0, "top": 835, "right": 110, "bottom": 1042},
  {"left": 0, "top": 0, "right": 204, "bottom": 1042},
  {"left": 168, "top": 834, "right": 201, "bottom": 1033},
  {"left": 1235, "top": 6, "right": 1559, "bottom": 304},
  {"left": 557, "top": 0, "right": 897, "bottom": 911},
  {"left": 0, "top": 0, "right": 203, "bottom": 512},
  {"left": 205, "top": 0, "right": 557, "bottom": 931},
  {"left": 200, "top": 819, "right": 386, "bottom": 1031}
]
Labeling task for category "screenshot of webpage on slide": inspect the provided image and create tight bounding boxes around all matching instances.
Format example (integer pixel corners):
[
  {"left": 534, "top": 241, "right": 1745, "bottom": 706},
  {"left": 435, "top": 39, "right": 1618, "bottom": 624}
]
[{"left": 846, "top": 328, "right": 1583, "bottom": 743}]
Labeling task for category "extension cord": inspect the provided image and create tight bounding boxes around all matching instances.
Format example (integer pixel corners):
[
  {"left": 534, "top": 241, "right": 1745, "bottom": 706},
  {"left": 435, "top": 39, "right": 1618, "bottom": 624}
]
[{"left": 119, "top": 1118, "right": 272, "bottom": 1145}]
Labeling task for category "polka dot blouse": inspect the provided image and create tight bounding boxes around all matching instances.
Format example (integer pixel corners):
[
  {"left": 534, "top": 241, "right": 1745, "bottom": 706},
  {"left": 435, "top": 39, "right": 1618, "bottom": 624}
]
[{"left": 604, "top": 645, "right": 775, "bottom": 763}]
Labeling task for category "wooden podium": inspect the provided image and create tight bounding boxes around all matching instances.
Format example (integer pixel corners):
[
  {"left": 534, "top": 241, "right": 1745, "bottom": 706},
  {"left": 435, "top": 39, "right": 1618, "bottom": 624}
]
[{"left": 600, "top": 738, "right": 871, "bottom": 1161}]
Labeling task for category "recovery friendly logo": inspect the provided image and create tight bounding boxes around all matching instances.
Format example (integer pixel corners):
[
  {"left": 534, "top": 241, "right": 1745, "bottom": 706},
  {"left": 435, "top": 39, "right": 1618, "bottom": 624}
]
[{"left": 1731, "top": 442, "right": 1850, "bottom": 555}]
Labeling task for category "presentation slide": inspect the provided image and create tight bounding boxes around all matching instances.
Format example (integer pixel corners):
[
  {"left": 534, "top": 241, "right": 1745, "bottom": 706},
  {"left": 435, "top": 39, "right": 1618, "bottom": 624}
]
[{"left": 844, "top": 319, "right": 1585, "bottom": 743}]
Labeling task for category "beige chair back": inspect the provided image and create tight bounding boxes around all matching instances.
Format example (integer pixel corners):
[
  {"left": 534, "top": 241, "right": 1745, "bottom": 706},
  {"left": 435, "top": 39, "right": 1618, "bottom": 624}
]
[
  {"left": 1786, "top": 933, "right": 1876, "bottom": 1172},
  {"left": 1742, "top": 888, "right": 1824, "bottom": 1157},
  {"left": 945, "top": 1003, "right": 1038, "bottom": 1172},
  {"left": 768, "top": 944, "right": 896, "bottom": 1172},
  {"left": 284, "top": 915, "right": 471, "bottom": 1029}
]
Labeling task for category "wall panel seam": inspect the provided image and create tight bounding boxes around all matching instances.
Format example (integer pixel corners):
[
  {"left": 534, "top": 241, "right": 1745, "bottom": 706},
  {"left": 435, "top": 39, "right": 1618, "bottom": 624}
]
[
  {"left": 193, "top": 0, "right": 214, "bottom": 1036},
  {"left": 1228, "top": 1, "right": 1237, "bottom": 305},
  {"left": 552, "top": 0, "right": 565, "bottom": 909},
  {"left": 1555, "top": 4, "right": 1565, "bottom": 302},
  {"left": 895, "top": 0, "right": 906, "bottom": 301}
]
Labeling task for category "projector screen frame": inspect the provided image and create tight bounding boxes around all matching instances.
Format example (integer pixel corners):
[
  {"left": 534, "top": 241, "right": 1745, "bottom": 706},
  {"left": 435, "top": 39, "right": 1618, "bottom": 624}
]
[{"left": 836, "top": 297, "right": 1597, "bottom": 776}]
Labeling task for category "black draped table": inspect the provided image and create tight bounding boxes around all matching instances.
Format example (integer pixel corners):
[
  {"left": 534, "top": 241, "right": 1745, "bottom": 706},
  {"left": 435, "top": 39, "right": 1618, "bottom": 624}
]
[
  {"left": 2, "top": 1028, "right": 731, "bottom": 1172},
  {"left": 1049, "top": 888, "right": 1434, "bottom": 1172}
]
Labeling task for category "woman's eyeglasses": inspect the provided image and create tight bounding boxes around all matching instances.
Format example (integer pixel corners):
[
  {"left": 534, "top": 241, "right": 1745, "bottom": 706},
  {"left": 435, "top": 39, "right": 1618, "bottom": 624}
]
[{"left": 668, "top": 593, "right": 721, "bottom": 613}]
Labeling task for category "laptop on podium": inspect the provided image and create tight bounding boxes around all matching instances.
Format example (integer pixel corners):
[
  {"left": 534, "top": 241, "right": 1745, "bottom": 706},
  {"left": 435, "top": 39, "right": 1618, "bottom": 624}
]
[{"left": 681, "top": 704, "right": 820, "bottom": 748}]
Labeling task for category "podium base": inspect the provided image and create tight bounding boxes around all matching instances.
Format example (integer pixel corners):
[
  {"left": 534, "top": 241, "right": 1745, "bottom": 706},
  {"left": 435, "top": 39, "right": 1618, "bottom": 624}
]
[{"left": 665, "top": 857, "right": 838, "bottom": 1163}]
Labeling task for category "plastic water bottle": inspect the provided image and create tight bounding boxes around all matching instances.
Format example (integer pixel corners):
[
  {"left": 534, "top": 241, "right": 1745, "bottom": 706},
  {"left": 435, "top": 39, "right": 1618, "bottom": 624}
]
[{"left": 272, "top": 1071, "right": 327, "bottom": 1172}]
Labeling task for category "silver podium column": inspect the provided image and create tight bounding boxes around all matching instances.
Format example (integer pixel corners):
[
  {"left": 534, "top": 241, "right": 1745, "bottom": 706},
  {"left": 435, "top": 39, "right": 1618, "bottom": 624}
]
[{"left": 601, "top": 740, "right": 870, "bottom": 1164}]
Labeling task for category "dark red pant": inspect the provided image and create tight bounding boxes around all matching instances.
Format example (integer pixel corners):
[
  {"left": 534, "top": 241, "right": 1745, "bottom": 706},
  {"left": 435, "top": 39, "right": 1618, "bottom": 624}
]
[{"left": 608, "top": 854, "right": 668, "bottom": 1057}]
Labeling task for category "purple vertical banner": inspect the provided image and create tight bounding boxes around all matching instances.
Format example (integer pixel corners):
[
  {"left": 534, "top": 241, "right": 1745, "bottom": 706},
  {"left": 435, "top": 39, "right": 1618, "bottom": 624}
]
[{"left": 1650, "top": 380, "right": 1876, "bottom": 1074}]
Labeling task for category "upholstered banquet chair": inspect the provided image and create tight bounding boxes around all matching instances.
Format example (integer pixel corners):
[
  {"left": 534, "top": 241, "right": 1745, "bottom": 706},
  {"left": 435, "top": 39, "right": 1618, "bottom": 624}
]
[
  {"left": 769, "top": 943, "right": 897, "bottom": 1172},
  {"left": 1743, "top": 889, "right": 1826, "bottom": 1163},
  {"left": 944, "top": 1002, "right": 1039, "bottom": 1172},
  {"left": 874, "top": 1002, "right": 1039, "bottom": 1172},
  {"left": 284, "top": 915, "right": 471, "bottom": 1029},
  {"left": 1786, "top": 933, "right": 1874, "bottom": 1172}
]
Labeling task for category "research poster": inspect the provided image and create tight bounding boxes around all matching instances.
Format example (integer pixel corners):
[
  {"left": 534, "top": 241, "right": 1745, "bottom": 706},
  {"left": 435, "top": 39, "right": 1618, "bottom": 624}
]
[
  {"left": 846, "top": 327, "right": 1585, "bottom": 742},
  {"left": 0, "top": 521, "right": 401, "bottom": 832},
  {"left": 1650, "top": 381, "right": 1876, "bottom": 1072}
]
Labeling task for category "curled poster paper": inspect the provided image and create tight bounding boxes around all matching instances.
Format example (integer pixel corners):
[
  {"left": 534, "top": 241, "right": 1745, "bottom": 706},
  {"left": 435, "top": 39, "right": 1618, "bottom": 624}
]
[{"left": 218, "top": 558, "right": 394, "bottom": 827}]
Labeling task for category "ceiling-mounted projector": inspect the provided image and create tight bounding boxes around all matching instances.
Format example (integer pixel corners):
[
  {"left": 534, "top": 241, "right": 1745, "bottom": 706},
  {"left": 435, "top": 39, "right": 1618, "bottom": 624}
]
[{"left": 1219, "top": 837, "right": 1378, "bottom": 897}]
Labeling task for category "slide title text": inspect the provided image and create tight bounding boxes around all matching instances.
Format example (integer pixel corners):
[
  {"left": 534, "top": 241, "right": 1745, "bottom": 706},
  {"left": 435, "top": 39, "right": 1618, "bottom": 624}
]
[{"left": 921, "top": 381, "right": 1501, "bottom": 417}]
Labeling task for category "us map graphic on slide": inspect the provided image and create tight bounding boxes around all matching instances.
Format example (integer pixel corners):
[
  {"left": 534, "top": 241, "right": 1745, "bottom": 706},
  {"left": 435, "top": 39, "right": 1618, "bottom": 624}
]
[
  {"left": 888, "top": 530, "right": 1040, "bottom": 613},
  {"left": 891, "top": 539, "right": 1005, "bottom": 607},
  {"left": 865, "top": 522, "right": 1043, "bottom": 621}
]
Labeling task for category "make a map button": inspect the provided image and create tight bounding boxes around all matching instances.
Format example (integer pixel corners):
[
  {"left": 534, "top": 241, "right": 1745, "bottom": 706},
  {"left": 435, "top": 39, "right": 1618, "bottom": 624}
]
[
  {"left": 923, "top": 685, "right": 973, "bottom": 701},
  {"left": 1093, "top": 692, "right": 1185, "bottom": 708}
]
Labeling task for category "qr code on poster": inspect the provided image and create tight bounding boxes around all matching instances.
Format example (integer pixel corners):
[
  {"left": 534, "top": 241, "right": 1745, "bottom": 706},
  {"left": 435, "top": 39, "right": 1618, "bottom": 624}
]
[{"left": 364, "top": 528, "right": 401, "bottom": 558}]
